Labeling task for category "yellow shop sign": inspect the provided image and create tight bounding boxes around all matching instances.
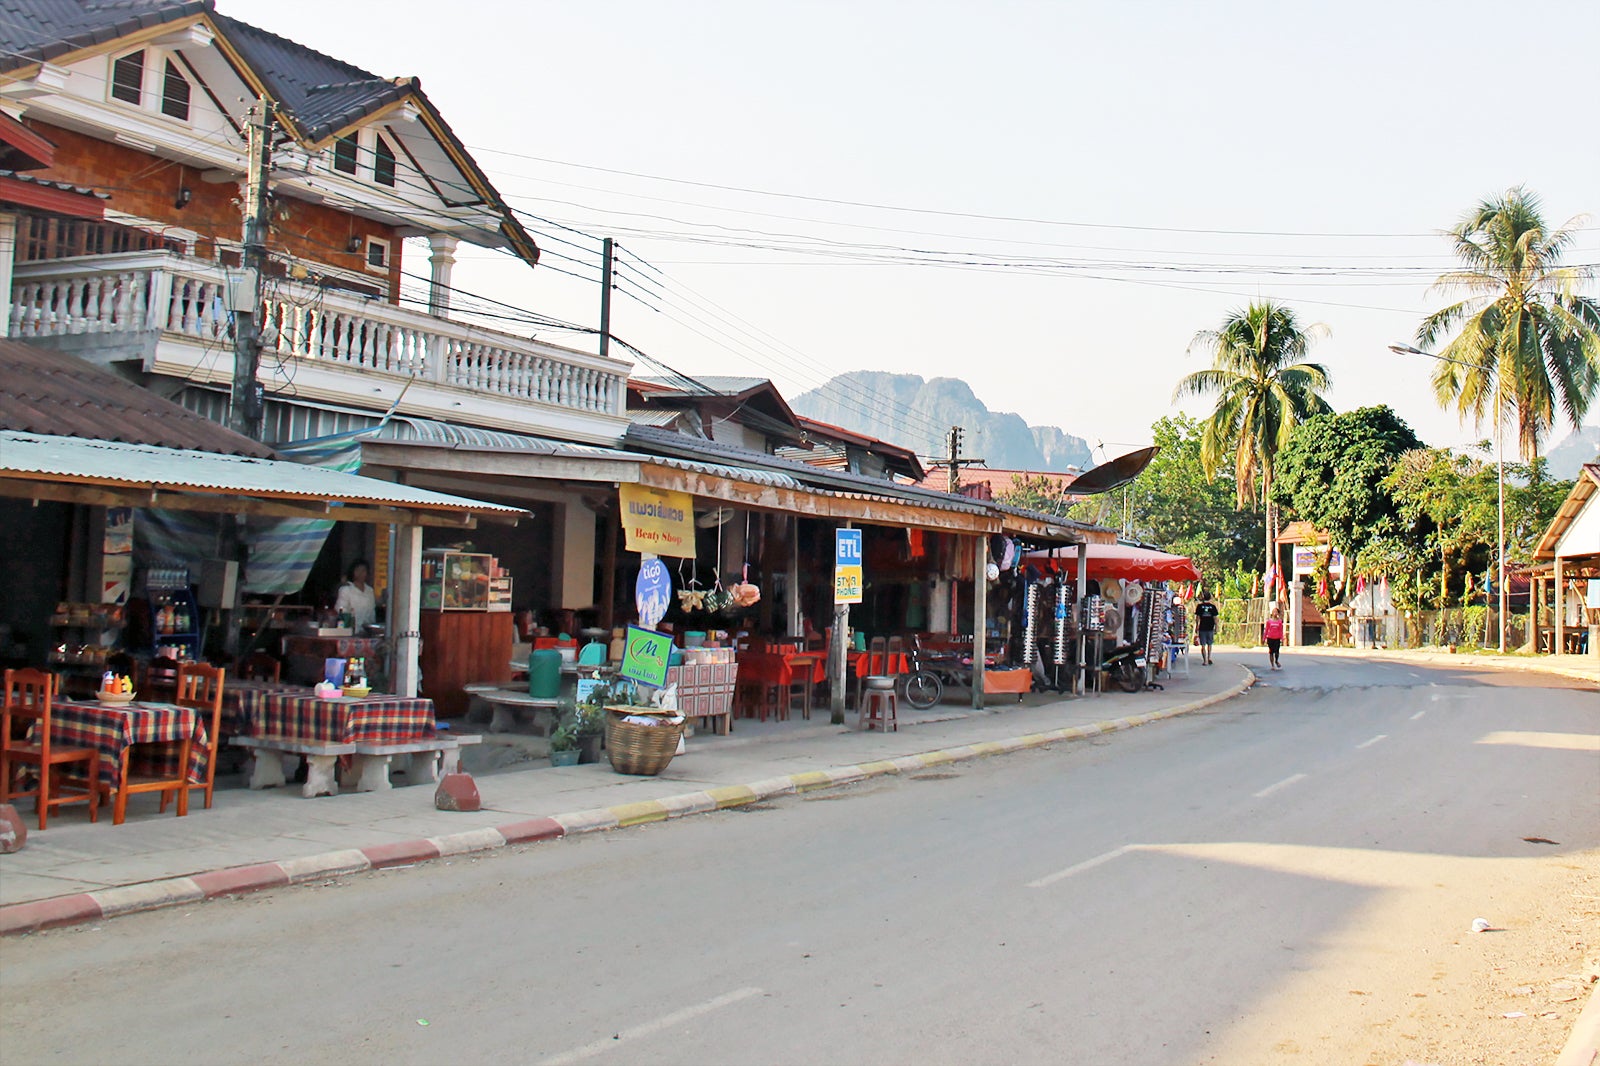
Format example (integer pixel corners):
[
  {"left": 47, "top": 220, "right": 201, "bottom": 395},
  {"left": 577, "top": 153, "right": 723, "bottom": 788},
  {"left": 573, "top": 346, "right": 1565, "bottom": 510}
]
[{"left": 619, "top": 484, "right": 696, "bottom": 558}]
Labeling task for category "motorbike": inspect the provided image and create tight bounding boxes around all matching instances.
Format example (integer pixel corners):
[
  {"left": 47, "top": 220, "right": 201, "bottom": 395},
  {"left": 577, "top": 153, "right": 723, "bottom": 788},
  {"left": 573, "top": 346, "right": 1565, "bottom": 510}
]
[{"left": 1099, "top": 640, "right": 1162, "bottom": 693}]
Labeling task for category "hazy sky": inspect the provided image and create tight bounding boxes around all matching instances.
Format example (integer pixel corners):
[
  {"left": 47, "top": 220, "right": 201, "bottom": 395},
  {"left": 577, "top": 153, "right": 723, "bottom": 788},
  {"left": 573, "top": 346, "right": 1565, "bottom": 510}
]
[{"left": 230, "top": 0, "right": 1600, "bottom": 463}]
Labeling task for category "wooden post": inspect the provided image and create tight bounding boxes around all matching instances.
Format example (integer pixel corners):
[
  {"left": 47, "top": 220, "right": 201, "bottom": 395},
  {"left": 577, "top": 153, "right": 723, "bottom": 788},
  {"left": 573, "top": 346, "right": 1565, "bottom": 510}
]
[
  {"left": 1554, "top": 557, "right": 1565, "bottom": 655},
  {"left": 599, "top": 504, "right": 617, "bottom": 629},
  {"left": 391, "top": 524, "right": 423, "bottom": 697},
  {"left": 788, "top": 516, "right": 802, "bottom": 638},
  {"left": 972, "top": 534, "right": 987, "bottom": 710}
]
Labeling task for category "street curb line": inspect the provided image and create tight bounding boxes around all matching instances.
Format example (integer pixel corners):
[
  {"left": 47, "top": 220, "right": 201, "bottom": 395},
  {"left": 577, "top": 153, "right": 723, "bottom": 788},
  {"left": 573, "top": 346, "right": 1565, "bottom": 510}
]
[
  {"left": 1283, "top": 644, "right": 1598, "bottom": 685},
  {"left": 0, "top": 667, "right": 1256, "bottom": 936}
]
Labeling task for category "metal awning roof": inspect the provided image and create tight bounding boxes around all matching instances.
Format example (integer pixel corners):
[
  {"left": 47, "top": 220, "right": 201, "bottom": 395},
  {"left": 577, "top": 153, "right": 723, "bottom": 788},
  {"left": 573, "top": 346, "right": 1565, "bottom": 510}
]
[
  {"left": 358, "top": 432, "right": 1104, "bottom": 542},
  {"left": 0, "top": 431, "right": 523, "bottom": 528}
]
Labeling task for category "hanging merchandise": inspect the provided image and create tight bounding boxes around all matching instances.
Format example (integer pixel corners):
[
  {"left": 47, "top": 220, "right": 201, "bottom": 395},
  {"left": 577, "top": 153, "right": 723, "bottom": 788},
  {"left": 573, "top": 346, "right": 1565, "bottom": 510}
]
[
  {"left": 1054, "top": 580, "right": 1072, "bottom": 666},
  {"left": 728, "top": 514, "right": 761, "bottom": 608},
  {"left": 1021, "top": 581, "right": 1040, "bottom": 667},
  {"left": 676, "top": 556, "right": 706, "bottom": 613},
  {"left": 702, "top": 514, "right": 733, "bottom": 614}
]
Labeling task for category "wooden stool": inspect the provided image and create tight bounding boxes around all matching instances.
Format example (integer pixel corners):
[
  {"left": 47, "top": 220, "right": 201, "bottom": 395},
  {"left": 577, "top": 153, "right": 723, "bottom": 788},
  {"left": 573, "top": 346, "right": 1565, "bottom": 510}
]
[{"left": 859, "top": 678, "right": 897, "bottom": 732}]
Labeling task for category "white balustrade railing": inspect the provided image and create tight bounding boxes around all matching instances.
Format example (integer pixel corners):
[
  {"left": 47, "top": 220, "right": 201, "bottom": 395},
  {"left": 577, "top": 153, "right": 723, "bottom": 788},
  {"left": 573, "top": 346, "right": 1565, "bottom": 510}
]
[{"left": 9, "top": 253, "right": 627, "bottom": 417}]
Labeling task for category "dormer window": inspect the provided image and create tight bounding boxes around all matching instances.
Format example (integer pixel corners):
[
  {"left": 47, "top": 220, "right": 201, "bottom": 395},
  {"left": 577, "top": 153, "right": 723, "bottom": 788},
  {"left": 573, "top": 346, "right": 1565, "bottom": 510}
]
[
  {"left": 111, "top": 50, "right": 144, "bottom": 105},
  {"left": 160, "top": 59, "right": 191, "bottom": 120},
  {"left": 107, "top": 47, "right": 194, "bottom": 124},
  {"left": 372, "top": 135, "right": 396, "bottom": 187},
  {"left": 332, "top": 134, "right": 359, "bottom": 175}
]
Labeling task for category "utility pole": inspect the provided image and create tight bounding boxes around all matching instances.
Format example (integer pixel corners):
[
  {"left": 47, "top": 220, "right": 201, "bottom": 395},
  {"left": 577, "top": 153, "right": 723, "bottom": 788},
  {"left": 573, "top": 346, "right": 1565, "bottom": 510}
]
[
  {"left": 944, "top": 425, "right": 984, "bottom": 494},
  {"left": 230, "top": 96, "right": 273, "bottom": 440},
  {"left": 599, "top": 237, "right": 614, "bottom": 359}
]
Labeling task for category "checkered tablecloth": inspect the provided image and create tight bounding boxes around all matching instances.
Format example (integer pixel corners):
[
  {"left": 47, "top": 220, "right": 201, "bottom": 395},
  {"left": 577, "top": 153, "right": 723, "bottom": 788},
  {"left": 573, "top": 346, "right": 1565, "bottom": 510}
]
[
  {"left": 50, "top": 700, "right": 208, "bottom": 792},
  {"left": 222, "top": 681, "right": 312, "bottom": 737},
  {"left": 664, "top": 663, "right": 738, "bottom": 721},
  {"left": 253, "top": 692, "right": 436, "bottom": 745}
]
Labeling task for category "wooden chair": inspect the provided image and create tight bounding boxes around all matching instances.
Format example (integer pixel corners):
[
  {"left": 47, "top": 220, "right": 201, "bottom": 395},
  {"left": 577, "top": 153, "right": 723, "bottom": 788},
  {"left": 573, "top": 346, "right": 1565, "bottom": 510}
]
[
  {"left": 233, "top": 651, "right": 281, "bottom": 683},
  {"left": 163, "top": 663, "right": 225, "bottom": 812},
  {"left": 142, "top": 656, "right": 181, "bottom": 701},
  {"left": 0, "top": 668, "right": 101, "bottom": 830},
  {"left": 113, "top": 674, "right": 199, "bottom": 825}
]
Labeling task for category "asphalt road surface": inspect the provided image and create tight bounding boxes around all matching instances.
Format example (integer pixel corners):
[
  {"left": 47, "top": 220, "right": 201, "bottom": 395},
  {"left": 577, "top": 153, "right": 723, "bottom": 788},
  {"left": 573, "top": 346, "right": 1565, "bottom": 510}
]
[{"left": 1, "top": 653, "right": 1595, "bottom": 1065}]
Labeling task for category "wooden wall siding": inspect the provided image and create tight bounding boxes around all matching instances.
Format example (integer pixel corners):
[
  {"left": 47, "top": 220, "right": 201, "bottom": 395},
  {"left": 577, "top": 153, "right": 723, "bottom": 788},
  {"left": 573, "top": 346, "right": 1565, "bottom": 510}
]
[{"left": 22, "top": 120, "right": 403, "bottom": 302}]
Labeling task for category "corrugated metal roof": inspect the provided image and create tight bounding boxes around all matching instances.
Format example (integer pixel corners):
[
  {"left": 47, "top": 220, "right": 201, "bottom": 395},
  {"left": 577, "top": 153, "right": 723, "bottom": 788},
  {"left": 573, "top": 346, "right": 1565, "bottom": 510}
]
[
  {"left": 0, "top": 431, "right": 523, "bottom": 514},
  {"left": 628, "top": 410, "right": 686, "bottom": 429},
  {"left": 375, "top": 417, "right": 626, "bottom": 460}
]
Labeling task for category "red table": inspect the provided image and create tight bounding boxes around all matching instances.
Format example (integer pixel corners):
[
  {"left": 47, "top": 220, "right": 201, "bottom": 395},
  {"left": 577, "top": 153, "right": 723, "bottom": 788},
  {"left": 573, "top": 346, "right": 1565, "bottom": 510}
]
[
  {"left": 50, "top": 699, "right": 207, "bottom": 794},
  {"left": 848, "top": 651, "right": 911, "bottom": 678},
  {"left": 252, "top": 692, "right": 437, "bottom": 744}
]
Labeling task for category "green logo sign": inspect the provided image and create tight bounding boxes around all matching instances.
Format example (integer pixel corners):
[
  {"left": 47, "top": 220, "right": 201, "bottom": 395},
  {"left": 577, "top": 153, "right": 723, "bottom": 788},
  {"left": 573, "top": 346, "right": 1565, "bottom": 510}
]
[{"left": 620, "top": 625, "right": 672, "bottom": 688}]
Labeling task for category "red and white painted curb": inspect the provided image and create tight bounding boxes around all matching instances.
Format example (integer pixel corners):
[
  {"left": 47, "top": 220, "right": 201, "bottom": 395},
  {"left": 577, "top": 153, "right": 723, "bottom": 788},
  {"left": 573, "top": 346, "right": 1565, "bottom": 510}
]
[{"left": 1, "top": 668, "right": 1255, "bottom": 936}]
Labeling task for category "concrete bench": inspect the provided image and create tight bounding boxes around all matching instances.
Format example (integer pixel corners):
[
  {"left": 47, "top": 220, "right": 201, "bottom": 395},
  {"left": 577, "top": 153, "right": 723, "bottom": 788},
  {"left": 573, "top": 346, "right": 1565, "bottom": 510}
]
[
  {"left": 465, "top": 685, "right": 562, "bottom": 735},
  {"left": 231, "top": 736, "right": 357, "bottom": 798}
]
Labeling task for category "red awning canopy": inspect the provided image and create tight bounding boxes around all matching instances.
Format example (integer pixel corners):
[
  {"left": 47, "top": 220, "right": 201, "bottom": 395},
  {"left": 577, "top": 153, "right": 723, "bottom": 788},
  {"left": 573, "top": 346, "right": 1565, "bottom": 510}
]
[{"left": 1026, "top": 542, "right": 1201, "bottom": 582}]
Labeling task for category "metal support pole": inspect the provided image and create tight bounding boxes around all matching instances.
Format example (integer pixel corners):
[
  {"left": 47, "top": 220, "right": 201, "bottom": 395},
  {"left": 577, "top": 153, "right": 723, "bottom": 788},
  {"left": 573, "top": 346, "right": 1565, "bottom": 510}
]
[
  {"left": 971, "top": 534, "right": 987, "bottom": 710},
  {"left": 1495, "top": 370, "right": 1506, "bottom": 653},
  {"left": 1074, "top": 541, "right": 1088, "bottom": 694}
]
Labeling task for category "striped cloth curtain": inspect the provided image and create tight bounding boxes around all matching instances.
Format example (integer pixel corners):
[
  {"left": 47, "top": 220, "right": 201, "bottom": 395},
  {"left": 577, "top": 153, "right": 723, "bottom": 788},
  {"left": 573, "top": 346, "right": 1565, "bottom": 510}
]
[{"left": 240, "top": 437, "right": 364, "bottom": 594}]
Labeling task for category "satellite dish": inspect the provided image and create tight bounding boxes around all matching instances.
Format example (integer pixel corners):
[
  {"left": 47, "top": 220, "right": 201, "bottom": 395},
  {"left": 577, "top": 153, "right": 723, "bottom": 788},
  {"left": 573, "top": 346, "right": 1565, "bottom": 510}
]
[{"left": 695, "top": 506, "right": 736, "bottom": 528}]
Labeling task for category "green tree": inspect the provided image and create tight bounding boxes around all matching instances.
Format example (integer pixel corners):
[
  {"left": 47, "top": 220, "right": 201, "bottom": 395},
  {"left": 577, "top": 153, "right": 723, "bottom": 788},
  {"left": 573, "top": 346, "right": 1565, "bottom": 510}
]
[
  {"left": 1002, "top": 415, "right": 1264, "bottom": 587},
  {"left": 1419, "top": 186, "right": 1600, "bottom": 460},
  {"left": 1273, "top": 406, "right": 1424, "bottom": 605},
  {"left": 1174, "top": 301, "right": 1333, "bottom": 588}
]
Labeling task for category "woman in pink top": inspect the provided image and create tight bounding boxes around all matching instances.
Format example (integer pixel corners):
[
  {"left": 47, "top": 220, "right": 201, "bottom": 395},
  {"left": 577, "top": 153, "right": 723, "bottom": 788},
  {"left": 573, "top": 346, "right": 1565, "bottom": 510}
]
[{"left": 1263, "top": 604, "right": 1285, "bottom": 670}]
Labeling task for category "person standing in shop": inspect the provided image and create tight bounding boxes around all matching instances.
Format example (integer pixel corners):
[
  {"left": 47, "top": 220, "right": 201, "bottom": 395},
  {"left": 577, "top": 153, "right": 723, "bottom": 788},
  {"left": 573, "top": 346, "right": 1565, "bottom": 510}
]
[
  {"left": 336, "top": 559, "right": 378, "bottom": 632},
  {"left": 1194, "top": 590, "right": 1219, "bottom": 665}
]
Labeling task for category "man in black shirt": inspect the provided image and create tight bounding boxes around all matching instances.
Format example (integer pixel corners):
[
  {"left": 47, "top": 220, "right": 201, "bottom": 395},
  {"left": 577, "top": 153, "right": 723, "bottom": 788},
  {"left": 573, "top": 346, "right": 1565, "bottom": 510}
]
[{"left": 1194, "top": 591, "right": 1219, "bottom": 665}]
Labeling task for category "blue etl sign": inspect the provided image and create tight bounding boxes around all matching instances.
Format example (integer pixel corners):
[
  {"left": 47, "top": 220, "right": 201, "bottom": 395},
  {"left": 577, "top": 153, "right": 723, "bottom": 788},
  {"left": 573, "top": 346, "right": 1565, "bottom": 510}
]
[
  {"left": 834, "top": 529, "right": 863, "bottom": 604},
  {"left": 835, "top": 529, "right": 862, "bottom": 566}
]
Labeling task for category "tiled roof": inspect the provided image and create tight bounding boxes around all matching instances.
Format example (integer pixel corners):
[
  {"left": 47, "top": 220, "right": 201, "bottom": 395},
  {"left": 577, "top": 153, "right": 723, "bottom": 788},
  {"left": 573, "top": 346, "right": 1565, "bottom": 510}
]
[
  {"left": 211, "top": 13, "right": 405, "bottom": 143},
  {"left": 0, "top": 0, "right": 206, "bottom": 72},
  {"left": 0, "top": 338, "right": 275, "bottom": 457},
  {"left": 0, "top": 168, "right": 108, "bottom": 198}
]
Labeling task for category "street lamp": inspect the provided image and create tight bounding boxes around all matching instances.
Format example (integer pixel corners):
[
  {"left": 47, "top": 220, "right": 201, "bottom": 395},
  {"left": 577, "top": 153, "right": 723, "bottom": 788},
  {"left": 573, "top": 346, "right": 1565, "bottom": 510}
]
[{"left": 1389, "top": 342, "right": 1506, "bottom": 653}]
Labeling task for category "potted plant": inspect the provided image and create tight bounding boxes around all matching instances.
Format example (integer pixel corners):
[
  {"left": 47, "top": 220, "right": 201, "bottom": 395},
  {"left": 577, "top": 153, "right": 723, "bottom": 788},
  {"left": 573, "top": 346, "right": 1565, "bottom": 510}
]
[
  {"left": 549, "top": 720, "right": 580, "bottom": 767},
  {"left": 572, "top": 703, "right": 606, "bottom": 764}
]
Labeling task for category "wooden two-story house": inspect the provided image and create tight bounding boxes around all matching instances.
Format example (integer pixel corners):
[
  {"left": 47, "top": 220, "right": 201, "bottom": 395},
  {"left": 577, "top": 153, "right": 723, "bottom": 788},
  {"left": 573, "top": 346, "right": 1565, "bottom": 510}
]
[{"left": 2, "top": 0, "right": 630, "bottom": 448}]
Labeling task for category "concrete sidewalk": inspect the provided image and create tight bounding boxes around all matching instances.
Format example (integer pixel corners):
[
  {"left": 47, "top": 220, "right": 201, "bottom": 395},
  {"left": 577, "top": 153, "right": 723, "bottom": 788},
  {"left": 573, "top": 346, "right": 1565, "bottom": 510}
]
[
  {"left": 1275, "top": 642, "right": 1599, "bottom": 685},
  {"left": 1, "top": 654, "right": 1255, "bottom": 933}
]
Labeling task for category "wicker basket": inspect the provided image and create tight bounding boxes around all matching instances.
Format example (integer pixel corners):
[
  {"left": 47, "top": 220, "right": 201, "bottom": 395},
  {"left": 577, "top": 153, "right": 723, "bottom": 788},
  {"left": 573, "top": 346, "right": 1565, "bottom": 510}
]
[{"left": 604, "top": 707, "right": 685, "bottom": 775}]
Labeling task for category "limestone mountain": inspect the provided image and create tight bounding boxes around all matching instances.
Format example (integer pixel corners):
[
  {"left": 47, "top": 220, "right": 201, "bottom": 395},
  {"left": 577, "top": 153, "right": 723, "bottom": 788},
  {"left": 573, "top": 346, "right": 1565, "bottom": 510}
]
[
  {"left": 1546, "top": 424, "right": 1600, "bottom": 480},
  {"left": 791, "top": 372, "right": 1092, "bottom": 472}
]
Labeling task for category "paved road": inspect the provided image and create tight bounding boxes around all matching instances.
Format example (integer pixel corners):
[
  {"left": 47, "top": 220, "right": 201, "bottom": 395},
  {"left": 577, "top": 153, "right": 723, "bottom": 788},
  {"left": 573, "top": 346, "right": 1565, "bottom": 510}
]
[{"left": 1, "top": 653, "right": 1595, "bottom": 1065}]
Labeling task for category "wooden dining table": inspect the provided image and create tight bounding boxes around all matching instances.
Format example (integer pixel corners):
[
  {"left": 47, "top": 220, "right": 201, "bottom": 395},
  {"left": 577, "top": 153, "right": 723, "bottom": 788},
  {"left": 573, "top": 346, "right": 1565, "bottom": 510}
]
[{"left": 49, "top": 698, "right": 208, "bottom": 824}]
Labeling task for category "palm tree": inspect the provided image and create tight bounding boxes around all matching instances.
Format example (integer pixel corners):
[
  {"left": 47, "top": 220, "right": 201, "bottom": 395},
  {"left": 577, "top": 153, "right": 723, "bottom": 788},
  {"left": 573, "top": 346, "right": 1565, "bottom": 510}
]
[
  {"left": 1174, "top": 301, "right": 1333, "bottom": 592},
  {"left": 1420, "top": 186, "right": 1600, "bottom": 460}
]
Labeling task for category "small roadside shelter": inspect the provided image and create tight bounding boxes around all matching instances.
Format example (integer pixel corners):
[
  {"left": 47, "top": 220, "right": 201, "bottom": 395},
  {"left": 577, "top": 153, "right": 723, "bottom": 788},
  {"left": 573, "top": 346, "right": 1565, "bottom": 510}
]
[{"left": 1529, "top": 463, "right": 1600, "bottom": 655}]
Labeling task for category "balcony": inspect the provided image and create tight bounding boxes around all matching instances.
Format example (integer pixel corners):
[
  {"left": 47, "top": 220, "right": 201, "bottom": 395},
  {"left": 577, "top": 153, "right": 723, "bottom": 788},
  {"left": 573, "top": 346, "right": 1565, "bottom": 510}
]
[{"left": 7, "top": 251, "right": 632, "bottom": 445}]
